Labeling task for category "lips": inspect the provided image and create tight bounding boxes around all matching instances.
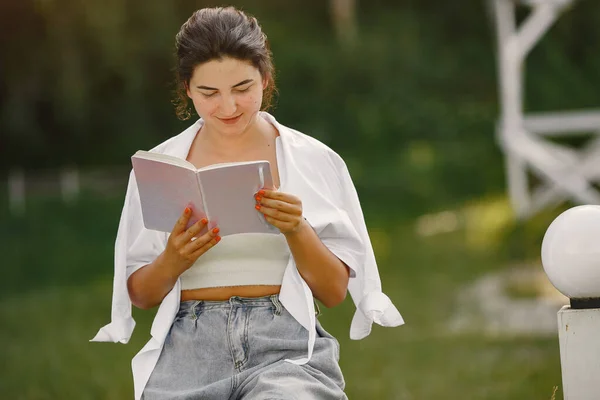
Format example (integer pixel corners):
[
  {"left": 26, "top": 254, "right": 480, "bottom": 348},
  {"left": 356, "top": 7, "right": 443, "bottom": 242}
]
[{"left": 217, "top": 114, "right": 242, "bottom": 125}]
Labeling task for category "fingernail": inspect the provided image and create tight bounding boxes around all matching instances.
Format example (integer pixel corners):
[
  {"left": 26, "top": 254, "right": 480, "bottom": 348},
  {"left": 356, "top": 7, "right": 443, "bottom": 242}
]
[
  {"left": 255, "top": 196, "right": 261, "bottom": 202},
  {"left": 184, "top": 207, "right": 191, "bottom": 214},
  {"left": 258, "top": 190, "right": 265, "bottom": 196},
  {"left": 201, "top": 218, "right": 208, "bottom": 224},
  {"left": 212, "top": 227, "right": 220, "bottom": 234},
  {"left": 255, "top": 205, "right": 261, "bottom": 210},
  {"left": 215, "top": 236, "right": 221, "bottom": 243}
]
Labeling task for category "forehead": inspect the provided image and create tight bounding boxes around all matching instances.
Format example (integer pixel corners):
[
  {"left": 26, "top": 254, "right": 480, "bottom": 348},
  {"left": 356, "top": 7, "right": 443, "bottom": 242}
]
[{"left": 191, "top": 57, "right": 260, "bottom": 85}]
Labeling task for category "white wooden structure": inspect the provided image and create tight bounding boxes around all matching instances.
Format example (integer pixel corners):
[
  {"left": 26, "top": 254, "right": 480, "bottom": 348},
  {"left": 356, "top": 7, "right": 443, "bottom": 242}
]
[{"left": 492, "top": 0, "right": 600, "bottom": 219}]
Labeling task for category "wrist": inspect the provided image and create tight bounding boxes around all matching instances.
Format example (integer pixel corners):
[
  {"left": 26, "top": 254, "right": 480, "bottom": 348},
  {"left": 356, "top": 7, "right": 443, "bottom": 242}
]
[
  {"left": 284, "top": 217, "right": 310, "bottom": 240},
  {"left": 155, "top": 252, "right": 187, "bottom": 281}
]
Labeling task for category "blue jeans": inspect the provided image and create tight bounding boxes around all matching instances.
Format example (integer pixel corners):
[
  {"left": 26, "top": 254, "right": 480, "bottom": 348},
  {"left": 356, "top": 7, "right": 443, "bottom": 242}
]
[{"left": 142, "top": 295, "right": 347, "bottom": 400}]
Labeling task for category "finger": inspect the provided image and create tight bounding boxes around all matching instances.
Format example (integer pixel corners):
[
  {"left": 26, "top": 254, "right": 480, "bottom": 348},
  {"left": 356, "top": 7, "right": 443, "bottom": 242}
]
[
  {"left": 189, "top": 236, "right": 221, "bottom": 259},
  {"left": 257, "top": 204, "right": 297, "bottom": 222},
  {"left": 172, "top": 207, "right": 193, "bottom": 234},
  {"left": 180, "top": 218, "right": 208, "bottom": 242},
  {"left": 263, "top": 214, "right": 281, "bottom": 230},
  {"left": 183, "top": 226, "right": 221, "bottom": 253},
  {"left": 173, "top": 217, "right": 207, "bottom": 248},
  {"left": 257, "top": 197, "right": 302, "bottom": 216},
  {"left": 264, "top": 215, "right": 295, "bottom": 232},
  {"left": 258, "top": 190, "right": 300, "bottom": 204},
  {"left": 184, "top": 228, "right": 221, "bottom": 257}
]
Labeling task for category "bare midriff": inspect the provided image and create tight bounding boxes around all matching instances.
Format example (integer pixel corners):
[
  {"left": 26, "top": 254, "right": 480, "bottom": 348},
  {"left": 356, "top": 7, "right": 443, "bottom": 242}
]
[{"left": 180, "top": 285, "right": 282, "bottom": 302}]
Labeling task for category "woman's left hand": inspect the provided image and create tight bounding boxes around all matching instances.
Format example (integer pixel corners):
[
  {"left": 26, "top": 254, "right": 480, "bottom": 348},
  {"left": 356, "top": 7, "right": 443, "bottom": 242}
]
[{"left": 255, "top": 189, "right": 305, "bottom": 235}]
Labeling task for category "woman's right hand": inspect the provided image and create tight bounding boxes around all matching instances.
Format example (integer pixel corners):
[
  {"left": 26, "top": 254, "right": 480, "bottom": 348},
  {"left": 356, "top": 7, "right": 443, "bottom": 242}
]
[{"left": 163, "top": 207, "right": 221, "bottom": 273}]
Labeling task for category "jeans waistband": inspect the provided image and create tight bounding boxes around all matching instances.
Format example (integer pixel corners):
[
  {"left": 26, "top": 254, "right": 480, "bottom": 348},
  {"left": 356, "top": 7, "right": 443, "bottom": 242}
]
[{"left": 177, "top": 295, "right": 282, "bottom": 318}]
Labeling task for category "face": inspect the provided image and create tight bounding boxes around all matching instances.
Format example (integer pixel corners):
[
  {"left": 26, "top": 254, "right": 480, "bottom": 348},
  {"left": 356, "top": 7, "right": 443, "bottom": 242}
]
[{"left": 186, "top": 57, "right": 267, "bottom": 137}]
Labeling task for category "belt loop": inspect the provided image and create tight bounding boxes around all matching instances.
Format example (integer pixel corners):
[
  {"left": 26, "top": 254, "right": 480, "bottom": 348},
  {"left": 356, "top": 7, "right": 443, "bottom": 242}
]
[
  {"left": 190, "top": 300, "right": 201, "bottom": 320},
  {"left": 229, "top": 296, "right": 240, "bottom": 306},
  {"left": 270, "top": 295, "right": 282, "bottom": 316}
]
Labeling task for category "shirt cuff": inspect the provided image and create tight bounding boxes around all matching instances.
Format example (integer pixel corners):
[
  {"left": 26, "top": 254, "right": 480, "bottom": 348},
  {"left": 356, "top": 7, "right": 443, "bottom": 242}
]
[{"left": 349, "top": 291, "right": 404, "bottom": 340}]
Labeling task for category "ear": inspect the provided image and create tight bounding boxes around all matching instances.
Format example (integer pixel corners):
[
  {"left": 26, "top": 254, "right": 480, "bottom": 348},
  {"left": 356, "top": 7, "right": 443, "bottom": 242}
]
[
  {"left": 262, "top": 75, "right": 269, "bottom": 90},
  {"left": 185, "top": 82, "right": 192, "bottom": 98}
]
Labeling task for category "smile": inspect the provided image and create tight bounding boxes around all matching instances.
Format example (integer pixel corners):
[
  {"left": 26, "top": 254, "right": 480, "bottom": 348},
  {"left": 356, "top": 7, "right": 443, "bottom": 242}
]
[{"left": 217, "top": 114, "right": 242, "bottom": 125}]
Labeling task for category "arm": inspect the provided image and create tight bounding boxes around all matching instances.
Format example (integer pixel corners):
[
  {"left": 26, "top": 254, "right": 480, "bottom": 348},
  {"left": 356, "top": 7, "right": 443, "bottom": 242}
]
[
  {"left": 285, "top": 219, "right": 351, "bottom": 308},
  {"left": 256, "top": 190, "right": 350, "bottom": 308},
  {"left": 127, "top": 209, "right": 221, "bottom": 310},
  {"left": 127, "top": 253, "right": 184, "bottom": 310}
]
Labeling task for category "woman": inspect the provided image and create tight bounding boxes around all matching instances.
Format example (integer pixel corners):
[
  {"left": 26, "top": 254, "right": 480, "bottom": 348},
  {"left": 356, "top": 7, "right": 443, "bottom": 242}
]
[{"left": 92, "top": 6, "right": 404, "bottom": 400}]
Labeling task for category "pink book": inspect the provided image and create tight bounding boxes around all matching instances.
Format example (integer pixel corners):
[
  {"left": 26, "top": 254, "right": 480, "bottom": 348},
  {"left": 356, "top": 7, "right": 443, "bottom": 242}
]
[{"left": 131, "top": 150, "right": 279, "bottom": 236}]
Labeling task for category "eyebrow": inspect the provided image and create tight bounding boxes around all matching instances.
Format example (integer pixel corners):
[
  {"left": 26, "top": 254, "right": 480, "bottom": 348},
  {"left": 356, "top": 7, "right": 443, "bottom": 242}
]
[{"left": 196, "top": 79, "right": 254, "bottom": 91}]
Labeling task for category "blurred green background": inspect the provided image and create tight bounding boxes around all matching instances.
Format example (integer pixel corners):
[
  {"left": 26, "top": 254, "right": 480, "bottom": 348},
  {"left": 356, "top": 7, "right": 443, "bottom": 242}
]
[{"left": 2, "top": 0, "right": 600, "bottom": 398}]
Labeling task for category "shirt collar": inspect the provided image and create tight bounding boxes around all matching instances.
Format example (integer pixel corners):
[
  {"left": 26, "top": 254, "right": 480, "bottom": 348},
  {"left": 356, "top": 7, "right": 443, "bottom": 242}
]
[{"left": 167, "top": 111, "right": 289, "bottom": 160}]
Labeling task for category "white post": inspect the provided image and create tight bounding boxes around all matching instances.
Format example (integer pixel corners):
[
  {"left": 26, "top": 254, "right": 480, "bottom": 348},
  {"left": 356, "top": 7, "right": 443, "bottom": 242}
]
[
  {"left": 557, "top": 306, "right": 600, "bottom": 399},
  {"left": 541, "top": 205, "right": 600, "bottom": 400},
  {"left": 493, "top": 0, "right": 530, "bottom": 216}
]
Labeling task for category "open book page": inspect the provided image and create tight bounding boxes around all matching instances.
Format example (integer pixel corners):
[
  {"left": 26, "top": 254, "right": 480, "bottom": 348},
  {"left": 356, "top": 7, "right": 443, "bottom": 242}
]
[
  {"left": 133, "top": 150, "right": 262, "bottom": 173},
  {"left": 197, "top": 160, "right": 268, "bottom": 172},
  {"left": 132, "top": 156, "right": 206, "bottom": 233},
  {"left": 132, "top": 150, "right": 197, "bottom": 171},
  {"left": 198, "top": 161, "right": 279, "bottom": 236}
]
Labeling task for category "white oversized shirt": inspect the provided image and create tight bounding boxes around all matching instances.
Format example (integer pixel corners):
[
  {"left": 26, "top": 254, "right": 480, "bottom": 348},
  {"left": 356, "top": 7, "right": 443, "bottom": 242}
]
[{"left": 91, "top": 112, "right": 404, "bottom": 400}]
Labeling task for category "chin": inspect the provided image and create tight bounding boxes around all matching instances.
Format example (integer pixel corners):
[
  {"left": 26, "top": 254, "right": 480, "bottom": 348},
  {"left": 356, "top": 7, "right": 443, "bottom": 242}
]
[{"left": 219, "top": 114, "right": 257, "bottom": 133}]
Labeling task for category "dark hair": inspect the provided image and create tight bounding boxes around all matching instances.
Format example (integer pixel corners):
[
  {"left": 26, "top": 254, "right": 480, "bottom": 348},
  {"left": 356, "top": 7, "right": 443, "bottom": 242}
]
[{"left": 173, "top": 7, "right": 277, "bottom": 120}]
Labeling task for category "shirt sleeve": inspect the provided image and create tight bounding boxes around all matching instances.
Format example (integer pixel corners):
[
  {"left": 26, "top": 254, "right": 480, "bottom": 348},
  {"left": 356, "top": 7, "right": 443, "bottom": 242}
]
[
  {"left": 329, "top": 153, "right": 405, "bottom": 340},
  {"left": 90, "top": 170, "right": 165, "bottom": 343},
  {"left": 311, "top": 207, "right": 362, "bottom": 280},
  {"left": 125, "top": 172, "right": 167, "bottom": 280}
]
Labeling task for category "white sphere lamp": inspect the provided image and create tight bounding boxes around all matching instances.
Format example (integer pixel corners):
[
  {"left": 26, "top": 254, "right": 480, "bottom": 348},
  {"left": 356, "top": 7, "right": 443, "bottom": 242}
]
[{"left": 541, "top": 205, "right": 600, "bottom": 309}]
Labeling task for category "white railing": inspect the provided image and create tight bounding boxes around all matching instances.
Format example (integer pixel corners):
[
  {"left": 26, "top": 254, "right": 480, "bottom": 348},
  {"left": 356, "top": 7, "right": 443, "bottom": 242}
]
[{"left": 492, "top": 0, "right": 600, "bottom": 219}]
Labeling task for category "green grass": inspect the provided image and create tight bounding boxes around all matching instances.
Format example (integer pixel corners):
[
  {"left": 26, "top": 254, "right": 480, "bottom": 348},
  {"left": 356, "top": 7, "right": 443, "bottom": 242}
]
[{"left": 0, "top": 191, "right": 565, "bottom": 399}]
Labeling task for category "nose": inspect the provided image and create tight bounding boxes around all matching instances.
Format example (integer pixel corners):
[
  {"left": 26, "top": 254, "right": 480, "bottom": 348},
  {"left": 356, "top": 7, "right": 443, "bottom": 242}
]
[{"left": 219, "top": 93, "right": 237, "bottom": 116}]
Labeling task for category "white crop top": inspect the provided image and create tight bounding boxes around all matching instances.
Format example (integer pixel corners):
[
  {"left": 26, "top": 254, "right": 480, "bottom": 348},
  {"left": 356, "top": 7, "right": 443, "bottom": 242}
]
[{"left": 179, "top": 232, "right": 291, "bottom": 290}]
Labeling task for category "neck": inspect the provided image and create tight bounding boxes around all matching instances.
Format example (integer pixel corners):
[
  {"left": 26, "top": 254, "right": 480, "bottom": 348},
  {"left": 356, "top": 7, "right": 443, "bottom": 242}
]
[{"left": 199, "top": 113, "right": 271, "bottom": 157}]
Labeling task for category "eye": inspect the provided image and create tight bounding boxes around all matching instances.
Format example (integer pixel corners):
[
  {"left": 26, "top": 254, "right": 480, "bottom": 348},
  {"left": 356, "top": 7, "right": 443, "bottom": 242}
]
[
  {"left": 201, "top": 92, "right": 217, "bottom": 98},
  {"left": 235, "top": 86, "right": 251, "bottom": 93}
]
